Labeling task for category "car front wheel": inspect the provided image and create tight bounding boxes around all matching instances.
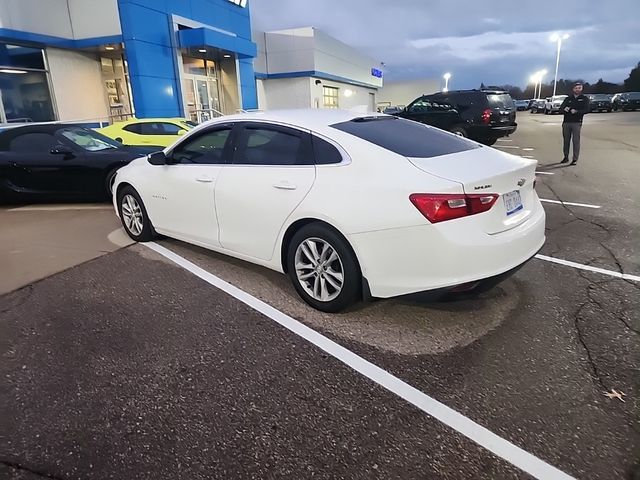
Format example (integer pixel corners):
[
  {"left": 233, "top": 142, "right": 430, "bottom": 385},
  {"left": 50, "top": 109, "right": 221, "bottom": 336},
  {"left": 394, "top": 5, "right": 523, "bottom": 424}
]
[
  {"left": 286, "top": 223, "right": 361, "bottom": 312},
  {"left": 117, "top": 186, "right": 156, "bottom": 242},
  {"left": 449, "top": 126, "right": 467, "bottom": 137}
]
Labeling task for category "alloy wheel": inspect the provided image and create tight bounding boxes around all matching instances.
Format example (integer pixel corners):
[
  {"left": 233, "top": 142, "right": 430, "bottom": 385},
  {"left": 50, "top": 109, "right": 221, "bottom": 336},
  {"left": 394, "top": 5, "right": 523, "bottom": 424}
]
[
  {"left": 121, "top": 194, "right": 144, "bottom": 236},
  {"left": 294, "top": 237, "right": 344, "bottom": 302}
]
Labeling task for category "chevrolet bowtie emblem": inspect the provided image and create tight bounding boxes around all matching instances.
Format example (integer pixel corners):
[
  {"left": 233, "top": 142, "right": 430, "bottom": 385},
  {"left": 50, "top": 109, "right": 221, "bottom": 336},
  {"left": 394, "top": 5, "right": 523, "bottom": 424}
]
[{"left": 517, "top": 178, "right": 526, "bottom": 187}]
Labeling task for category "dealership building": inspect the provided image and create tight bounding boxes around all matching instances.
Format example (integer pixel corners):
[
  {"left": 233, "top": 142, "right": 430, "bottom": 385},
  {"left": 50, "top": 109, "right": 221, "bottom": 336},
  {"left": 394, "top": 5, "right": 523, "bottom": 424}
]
[{"left": 0, "top": 0, "right": 383, "bottom": 125}]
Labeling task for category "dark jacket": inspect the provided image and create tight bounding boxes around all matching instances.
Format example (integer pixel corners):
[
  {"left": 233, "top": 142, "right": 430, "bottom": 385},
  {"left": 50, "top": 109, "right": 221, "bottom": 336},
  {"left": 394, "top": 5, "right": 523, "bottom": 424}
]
[{"left": 560, "top": 94, "right": 589, "bottom": 123}]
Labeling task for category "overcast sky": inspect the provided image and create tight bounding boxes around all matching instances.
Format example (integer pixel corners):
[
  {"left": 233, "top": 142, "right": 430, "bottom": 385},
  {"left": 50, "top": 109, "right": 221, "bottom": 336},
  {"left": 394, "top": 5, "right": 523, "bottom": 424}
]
[{"left": 250, "top": 0, "right": 639, "bottom": 89}]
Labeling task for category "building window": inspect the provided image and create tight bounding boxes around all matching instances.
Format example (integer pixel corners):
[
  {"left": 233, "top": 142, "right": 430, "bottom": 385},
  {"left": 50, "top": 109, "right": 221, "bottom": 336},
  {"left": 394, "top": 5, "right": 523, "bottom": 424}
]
[
  {"left": 323, "top": 86, "right": 339, "bottom": 109},
  {"left": 0, "top": 43, "right": 55, "bottom": 123}
]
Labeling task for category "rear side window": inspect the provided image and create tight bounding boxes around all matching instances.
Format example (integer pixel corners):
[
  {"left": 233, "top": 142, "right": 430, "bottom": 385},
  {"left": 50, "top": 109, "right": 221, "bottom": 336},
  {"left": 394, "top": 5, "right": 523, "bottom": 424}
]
[
  {"left": 122, "top": 123, "right": 142, "bottom": 134},
  {"left": 312, "top": 136, "right": 343, "bottom": 165},
  {"left": 487, "top": 94, "right": 515, "bottom": 109},
  {"left": 331, "top": 117, "right": 480, "bottom": 158}
]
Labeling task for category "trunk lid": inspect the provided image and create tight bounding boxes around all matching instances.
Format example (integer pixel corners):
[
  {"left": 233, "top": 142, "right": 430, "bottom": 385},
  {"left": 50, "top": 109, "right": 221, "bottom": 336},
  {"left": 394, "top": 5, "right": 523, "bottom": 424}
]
[{"left": 408, "top": 147, "right": 538, "bottom": 234}]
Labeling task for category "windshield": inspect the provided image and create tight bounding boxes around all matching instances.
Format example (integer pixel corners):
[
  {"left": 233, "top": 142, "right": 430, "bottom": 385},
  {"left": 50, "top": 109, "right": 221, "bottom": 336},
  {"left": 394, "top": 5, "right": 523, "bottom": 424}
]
[
  {"left": 590, "top": 94, "right": 611, "bottom": 100},
  {"left": 625, "top": 92, "right": 640, "bottom": 99},
  {"left": 59, "top": 127, "right": 120, "bottom": 151},
  {"left": 487, "top": 94, "right": 515, "bottom": 109}
]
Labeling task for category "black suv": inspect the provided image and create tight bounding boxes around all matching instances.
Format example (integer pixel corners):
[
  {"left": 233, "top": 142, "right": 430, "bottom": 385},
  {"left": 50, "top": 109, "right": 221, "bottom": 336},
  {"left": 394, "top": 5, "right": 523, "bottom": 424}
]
[
  {"left": 404, "top": 89, "right": 517, "bottom": 145},
  {"left": 393, "top": 98, "right": 466, "bottom": 136}
]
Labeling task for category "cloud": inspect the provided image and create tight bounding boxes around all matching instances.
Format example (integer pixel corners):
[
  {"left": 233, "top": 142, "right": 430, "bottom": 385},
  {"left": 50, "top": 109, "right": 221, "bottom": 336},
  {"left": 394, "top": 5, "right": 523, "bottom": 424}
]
[{"left": 249, "top": 0, "right": 639, "bottom": 87}]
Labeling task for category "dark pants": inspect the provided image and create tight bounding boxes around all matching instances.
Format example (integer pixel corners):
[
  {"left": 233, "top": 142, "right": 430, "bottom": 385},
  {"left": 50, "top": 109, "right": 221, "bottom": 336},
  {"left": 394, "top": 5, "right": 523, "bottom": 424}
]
[{"left": 562, "top": 122, "right": 582, "bottom": 162}]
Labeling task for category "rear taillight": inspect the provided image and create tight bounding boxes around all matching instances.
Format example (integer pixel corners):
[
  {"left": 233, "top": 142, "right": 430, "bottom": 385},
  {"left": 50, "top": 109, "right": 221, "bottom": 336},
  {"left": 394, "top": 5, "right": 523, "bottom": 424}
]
[
  {"left": 409, "top": 193, "right": 499, "bottom": 223},
  {"left": 481, "top": 108, "right": 492, "bottom": 124}
]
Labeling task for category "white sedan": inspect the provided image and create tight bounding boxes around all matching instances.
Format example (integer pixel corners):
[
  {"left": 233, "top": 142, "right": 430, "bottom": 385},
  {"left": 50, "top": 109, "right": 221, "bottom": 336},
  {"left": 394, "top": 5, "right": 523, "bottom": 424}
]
[{"left": 113, "top": 110, "right": 545, "bottom": 312}]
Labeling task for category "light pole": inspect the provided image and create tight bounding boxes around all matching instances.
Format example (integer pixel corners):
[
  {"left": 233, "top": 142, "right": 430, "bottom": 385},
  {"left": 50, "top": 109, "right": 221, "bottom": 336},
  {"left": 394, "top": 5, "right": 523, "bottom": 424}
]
[
  {"left": 443, "top": 72, "right": 451, "bottom": 92},
  {"left": 550, "top": 33, "right": 569, "bottom": 97},
  {"left": 530, "top": 74, "right": 539, "bottom": 98}
]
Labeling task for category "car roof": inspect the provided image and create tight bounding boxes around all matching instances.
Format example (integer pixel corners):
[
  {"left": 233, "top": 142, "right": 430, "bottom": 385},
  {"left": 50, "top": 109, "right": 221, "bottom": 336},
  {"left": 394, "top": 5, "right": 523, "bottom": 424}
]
[
  {"left": 200, "top": 109, "right": 376, "bottom": 131},
  {"left": 113, "top": 117, "right": 191, "bottom": 126}
]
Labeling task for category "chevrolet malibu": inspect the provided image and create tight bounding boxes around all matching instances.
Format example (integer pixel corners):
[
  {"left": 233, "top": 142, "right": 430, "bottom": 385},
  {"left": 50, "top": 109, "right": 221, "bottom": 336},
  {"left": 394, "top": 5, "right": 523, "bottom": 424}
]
[{"left": 112, "top": 110, "right": 545, "bottom": 312}]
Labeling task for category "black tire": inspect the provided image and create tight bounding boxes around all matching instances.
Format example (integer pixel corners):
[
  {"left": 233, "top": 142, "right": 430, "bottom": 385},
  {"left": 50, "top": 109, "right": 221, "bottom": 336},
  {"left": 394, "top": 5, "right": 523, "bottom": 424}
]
[
  {"left": 449, "top": 126, "right": 467, "bottom": 138},
  {"left": 116, "top": 186, "right": 157, "bottom": 242},
  {"left": 286, "top": 223, "right": 361, "bottom": 313},
  {"left": 481, "top": 137, "right": 498, "bottom": 146},
  {"left": 105, "top": 167, "right": 119, "bottom": 198}
]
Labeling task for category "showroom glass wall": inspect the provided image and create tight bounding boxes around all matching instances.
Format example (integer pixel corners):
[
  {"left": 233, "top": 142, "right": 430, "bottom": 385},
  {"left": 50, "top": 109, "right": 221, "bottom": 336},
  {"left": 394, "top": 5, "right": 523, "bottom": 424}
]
[{"left": 0, "top": 43, "right": 56, "bottom": 123}]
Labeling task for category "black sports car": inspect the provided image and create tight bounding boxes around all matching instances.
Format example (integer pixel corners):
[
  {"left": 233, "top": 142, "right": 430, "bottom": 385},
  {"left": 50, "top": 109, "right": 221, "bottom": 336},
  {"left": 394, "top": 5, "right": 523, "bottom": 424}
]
[{"left": 0, "top": 124, "right": 156, "bottom": 202}]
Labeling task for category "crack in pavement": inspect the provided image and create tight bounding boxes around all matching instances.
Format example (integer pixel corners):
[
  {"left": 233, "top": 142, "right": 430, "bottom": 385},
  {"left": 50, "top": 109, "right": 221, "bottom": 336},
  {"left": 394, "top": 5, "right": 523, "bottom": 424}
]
[
  {"left": 0, "top": 459, "right": 69, "bottom": 480},
  {"left": 539, "top": 178, "right": 636, "bottom": 283}
]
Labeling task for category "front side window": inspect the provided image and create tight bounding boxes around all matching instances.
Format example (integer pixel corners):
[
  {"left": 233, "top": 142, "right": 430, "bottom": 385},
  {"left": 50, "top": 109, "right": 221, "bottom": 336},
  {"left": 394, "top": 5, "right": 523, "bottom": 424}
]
[
  {"left": 234, "top": 126, "right": 309, "bottom": 166},
  {"left": 331, "top": 117, "right": 480, "bottom": 158},
  {"left": 170, "top": 127, "right": 232, "bottom": 164},
  {"left": 158, "top": 123, "right": 185, "bottom": 135},
  {"left": 323, "top": 86, "right": 339, "bottom": 109},
  {"left": 59, "top": 128, "right": 118, "bottom": 151},
  {"left": 10, "top": 133, "right": 60, "bottom": 153}
]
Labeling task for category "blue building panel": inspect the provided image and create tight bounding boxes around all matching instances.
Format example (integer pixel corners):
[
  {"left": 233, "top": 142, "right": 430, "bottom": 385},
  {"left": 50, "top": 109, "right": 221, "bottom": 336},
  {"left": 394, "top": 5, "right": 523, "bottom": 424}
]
[{"left": 116, "top": 0, "right": 257, "bottom": 118}]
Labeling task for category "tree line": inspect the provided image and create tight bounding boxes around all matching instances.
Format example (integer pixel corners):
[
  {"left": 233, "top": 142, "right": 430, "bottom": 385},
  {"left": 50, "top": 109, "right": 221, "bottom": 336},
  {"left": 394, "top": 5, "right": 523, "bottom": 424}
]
[{"left": 481, "top": 61, "right": 640, "bottom": 99}]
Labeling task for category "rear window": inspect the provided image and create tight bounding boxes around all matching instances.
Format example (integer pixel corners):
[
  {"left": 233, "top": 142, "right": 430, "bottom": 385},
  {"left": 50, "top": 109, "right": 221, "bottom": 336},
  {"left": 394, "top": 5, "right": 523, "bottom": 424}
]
[
  {"left": 331, "top": 117, "right": 480, "bottom": 158},
  {"left": 487, "top": 94, "right": 515, "bottom": 109}
]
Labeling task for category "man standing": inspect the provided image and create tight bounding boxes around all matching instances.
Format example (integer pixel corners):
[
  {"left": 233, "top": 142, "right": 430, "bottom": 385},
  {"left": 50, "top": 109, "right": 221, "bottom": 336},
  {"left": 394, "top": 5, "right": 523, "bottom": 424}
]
[{"left": 560, "top": 82, "right": 589, "bottom": 165}]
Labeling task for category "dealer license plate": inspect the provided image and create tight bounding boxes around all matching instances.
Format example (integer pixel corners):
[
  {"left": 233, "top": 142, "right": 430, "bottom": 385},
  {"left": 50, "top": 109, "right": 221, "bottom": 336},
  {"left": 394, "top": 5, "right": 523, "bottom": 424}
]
[{"left": 503, "top": 190, "right": 523, "bottom": 216}]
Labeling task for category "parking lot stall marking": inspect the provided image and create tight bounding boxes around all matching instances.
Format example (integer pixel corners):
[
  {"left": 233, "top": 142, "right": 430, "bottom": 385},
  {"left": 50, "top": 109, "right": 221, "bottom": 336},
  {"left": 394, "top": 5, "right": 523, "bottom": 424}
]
[
  {"left": 494, "top": 145, "right": 521, "bottom": 149},
  {"left": 521, "top": 148, "right": 535, "bottom": 151},
  {"left": 144, "top": 241, "right": 576, "bottom": 480},
  {"left": 7, "top": 205, "right": 113, "bottom": 212},
  {"left": 536, "top": 254, "right": 640, "bottom": 282},
  {"left": 539, "top": 199, "right": 601, "bottom": 209},
  {"left": 497, "top": 138, "right": 513, "bottom": 142},
  {"left": 535, "top": 171, "right": 553, "bottom": 174}
]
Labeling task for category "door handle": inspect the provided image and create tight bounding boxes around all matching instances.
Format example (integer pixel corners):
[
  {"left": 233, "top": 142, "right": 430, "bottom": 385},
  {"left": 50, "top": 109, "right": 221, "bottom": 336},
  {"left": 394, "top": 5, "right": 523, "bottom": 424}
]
[
  {"left": 195, "top": 176, "right": 213, "bottom": 183},
  {"left": 273, "top": 182, "right": 297, "bottom": 190}
]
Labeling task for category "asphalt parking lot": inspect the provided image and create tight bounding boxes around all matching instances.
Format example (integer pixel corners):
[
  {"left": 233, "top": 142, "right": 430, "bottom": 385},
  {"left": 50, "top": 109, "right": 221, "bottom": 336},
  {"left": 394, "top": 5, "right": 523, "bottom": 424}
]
[{"left": 1, "top": 112, "right": 639, "bottom": 479}]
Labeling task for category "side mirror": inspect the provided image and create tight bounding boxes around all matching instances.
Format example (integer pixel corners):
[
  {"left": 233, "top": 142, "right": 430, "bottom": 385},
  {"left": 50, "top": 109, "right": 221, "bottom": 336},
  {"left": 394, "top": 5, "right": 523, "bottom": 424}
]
[
  {"left": 148, "top": 151, "right": 168, "bottom": 165},
  {"left": 50, "top": 146, "right": 73, "bottom": 156},
  {"left": 177, "top": 129, "right": 187, "bottom": 136}
]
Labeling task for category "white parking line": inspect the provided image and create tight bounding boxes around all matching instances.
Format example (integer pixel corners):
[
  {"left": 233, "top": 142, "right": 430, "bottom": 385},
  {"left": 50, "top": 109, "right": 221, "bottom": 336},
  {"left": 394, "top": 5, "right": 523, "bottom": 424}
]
[
  {"left": 144, "top": 241, "right": 576, "bottom": 480},
  {"left": 495, "top": 145, "right": 520, "bottom": 149},
  {"left": 536, "top": 254, "right": 640, "bottom": 282},
  {"left": 535, "top": 171, "right": 553, "bottom": 175},
  {"left": 539, "top": 199, "right": 601, "bottom": 209},
  {"left": 7, "top": 205, "right": 112, "bottom": 212},
  {"left": 522, "top": 148, "right": 535, "bottom": 151},
  {"left": 497, "top": 138, "right": 513, "bottom": 142}
]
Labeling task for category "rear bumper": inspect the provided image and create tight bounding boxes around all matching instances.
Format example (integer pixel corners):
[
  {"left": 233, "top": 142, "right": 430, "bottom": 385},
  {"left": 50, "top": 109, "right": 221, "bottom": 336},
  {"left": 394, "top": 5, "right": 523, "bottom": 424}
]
[
  {"left": 469, "top": 124, "right": 517, "bottom": 140},
  {"left": 348, "top": 201, "right": 545, "bottom": 299}
]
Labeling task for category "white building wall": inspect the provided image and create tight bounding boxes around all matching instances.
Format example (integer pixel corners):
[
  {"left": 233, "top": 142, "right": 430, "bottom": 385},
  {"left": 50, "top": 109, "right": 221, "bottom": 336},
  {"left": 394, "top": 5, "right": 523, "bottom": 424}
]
[
  {"left": 0, "top": 0, "right": 73, "bottom": 38},
  {"left": 377, "top": 79, "right": 441, "bottom": 108},
  {"left": 46, "top": 48, "right": 109, "bottom": 122},
  {"left": 67, "top": 0, "right": 121, "bottom": 38},
  {"left": 313, "top": 29, "right": 382, "bottom": 89},
  {"left": 258, "top": 78, "right": 311, "bottom": 110},
  {"left": 0, "top": 0, "right": 120, "bottom": 39}
]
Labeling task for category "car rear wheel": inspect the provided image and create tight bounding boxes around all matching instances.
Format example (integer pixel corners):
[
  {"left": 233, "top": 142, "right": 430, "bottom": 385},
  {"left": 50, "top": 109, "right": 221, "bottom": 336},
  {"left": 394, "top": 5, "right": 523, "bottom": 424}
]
[
  {"left": 449, "top": 126, "right": 467, "bottom": 137},
  {"left": 117, "top": 186, "right": 156, "bottom": 242},
  {"left": 286, "top": 223, "right": 361, "bottom": 312}
]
